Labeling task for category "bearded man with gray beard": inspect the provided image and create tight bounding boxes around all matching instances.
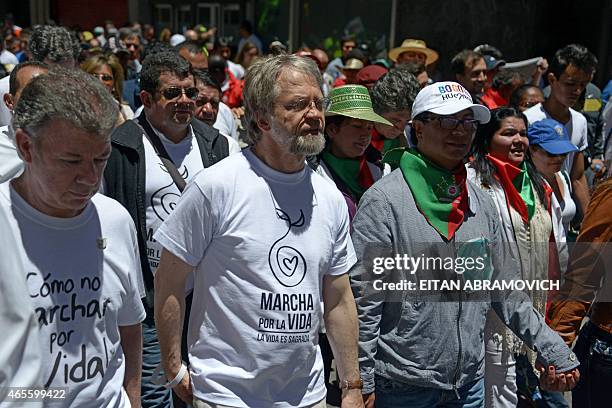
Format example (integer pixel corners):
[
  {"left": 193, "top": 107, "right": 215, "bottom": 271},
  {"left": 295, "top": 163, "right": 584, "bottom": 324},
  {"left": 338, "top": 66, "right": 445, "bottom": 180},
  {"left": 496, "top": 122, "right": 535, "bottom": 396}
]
[{"left": 153, "top": 54, "right": 364, "bottom": 408}]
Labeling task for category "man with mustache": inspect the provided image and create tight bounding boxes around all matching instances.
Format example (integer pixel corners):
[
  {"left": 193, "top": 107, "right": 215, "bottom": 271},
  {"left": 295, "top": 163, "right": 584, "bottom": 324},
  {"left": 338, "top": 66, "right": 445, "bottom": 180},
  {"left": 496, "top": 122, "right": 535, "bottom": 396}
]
[
  {"left": 525, "top": 44, "right": 599, "bottom": 218},
  {"left": 103, "top": 50, "right": 229, "bottom": 408},
  {"left": 154, "top": 54, "right": 363, "bottom": 408},
  {"left": 192, "top": 68, "right": 240, "bottom": 153},
  {"left": 351, "top": 82, "right": 579, "bottom": 408}
]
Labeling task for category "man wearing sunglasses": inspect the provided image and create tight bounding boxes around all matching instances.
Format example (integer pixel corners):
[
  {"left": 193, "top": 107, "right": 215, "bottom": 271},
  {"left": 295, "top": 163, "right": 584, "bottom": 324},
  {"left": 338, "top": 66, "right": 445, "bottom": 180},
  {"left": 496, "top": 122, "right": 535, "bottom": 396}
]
[
  {"left": 103, "top": 51, "right": 229, "bottom": 408},
  {"left": 351, "top": 82, "right": 579, "bottom": 408}
]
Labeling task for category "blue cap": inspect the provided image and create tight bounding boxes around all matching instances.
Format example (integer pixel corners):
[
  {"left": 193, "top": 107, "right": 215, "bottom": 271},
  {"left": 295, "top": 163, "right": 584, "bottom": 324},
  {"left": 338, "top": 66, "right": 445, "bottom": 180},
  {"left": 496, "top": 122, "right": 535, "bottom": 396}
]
[
  {"left": 483, "top": 55, "right": 505, "bottom": 70},
  {"left": 528, "top": 119, "right": 578, "bottom": 155}
]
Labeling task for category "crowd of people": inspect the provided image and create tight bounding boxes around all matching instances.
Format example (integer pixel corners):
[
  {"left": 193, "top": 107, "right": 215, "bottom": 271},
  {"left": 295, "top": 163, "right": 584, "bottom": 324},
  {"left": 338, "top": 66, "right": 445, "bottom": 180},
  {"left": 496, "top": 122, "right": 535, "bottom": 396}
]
[{"left": 0, "top": 19, "right": 611, "bottom": 408}]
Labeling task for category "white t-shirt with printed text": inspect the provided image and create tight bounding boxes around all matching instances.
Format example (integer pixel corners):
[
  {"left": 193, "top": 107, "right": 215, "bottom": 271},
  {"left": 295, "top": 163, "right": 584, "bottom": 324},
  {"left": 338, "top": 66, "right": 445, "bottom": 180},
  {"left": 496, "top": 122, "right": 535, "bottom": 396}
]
[
  {"left": 0, "top": 183, "right": 146, "bottom": 408},
  {"left": 0, "top": 200, "right": 42, "bottom": 407},
  {"left": 154, "top": 149, "right": 356, "bottom": 407},
  {"left": 143, "top": 123, "right": 203, "bottom": 281},
  {"left": 524, "top": 103, "right": 588, "bottom": 174}
]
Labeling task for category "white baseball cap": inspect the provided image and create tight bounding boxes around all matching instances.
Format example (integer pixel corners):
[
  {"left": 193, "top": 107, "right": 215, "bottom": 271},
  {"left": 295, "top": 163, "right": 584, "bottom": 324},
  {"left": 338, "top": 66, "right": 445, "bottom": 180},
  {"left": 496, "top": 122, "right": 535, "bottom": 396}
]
[
  {"left": 411, "top": 81, "right": 490, "bottom": 124},
  {"left": 170, "top": 34, "right": 186, "bottom": 47}
]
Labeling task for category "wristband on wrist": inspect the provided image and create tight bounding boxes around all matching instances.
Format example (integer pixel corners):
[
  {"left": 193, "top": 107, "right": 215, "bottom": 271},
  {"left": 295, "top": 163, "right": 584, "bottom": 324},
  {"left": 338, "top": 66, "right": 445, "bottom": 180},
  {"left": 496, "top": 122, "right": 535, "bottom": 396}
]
[
  {"left": 164, "top": 361, "right": 188, "bottom": 389},
  {"left": 340, "top": 378, "right": 363, "bottom": 391}
]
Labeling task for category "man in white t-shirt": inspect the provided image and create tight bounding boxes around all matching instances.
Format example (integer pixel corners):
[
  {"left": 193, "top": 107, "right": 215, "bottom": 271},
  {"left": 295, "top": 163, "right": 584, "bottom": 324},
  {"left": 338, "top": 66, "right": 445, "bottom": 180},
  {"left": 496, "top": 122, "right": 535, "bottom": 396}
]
[
  {"left": 4, "top": 67, "right": 146, "bottom": 407},
  {"left": 104, "top": 50, "right": 230, "bottom": 408},
  {"left": 524, "top": 44, "right": 599, "bottom": 216},
  {"left": 154, "top": 54, "right": 363, "bottom": 408},
  {"left": 0, "top": 61, "right": 49, "bottom": 183},
  {"left": 0, "top": 203, "right": 42, "bottom": 408}
]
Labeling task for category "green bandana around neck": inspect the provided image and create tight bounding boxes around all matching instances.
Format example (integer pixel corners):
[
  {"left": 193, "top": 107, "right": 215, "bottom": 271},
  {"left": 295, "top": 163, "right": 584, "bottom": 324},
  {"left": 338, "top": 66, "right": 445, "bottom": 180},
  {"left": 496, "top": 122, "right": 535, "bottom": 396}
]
[
  {"left": 397, "top": 148, "right": 469, "bottom": 240},
  {"left": 322, "top": 150, "right": 373, "bottom": 200},
  {"left": 512, "top": 161, "right": 536, "bottom": 221},
  {"left": 486, "top": 154, "right": 535, "bottom": 223}
]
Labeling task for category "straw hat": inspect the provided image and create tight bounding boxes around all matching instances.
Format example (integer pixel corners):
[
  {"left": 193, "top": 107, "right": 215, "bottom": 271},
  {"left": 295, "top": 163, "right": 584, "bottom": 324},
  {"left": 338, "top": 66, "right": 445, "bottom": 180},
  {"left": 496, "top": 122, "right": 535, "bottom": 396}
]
[
  {"left": 388, "top": 39, "right": 439, "bottom": 65},
  {"left": 325, "top": 85, "right": 392, "bottom": 125}
]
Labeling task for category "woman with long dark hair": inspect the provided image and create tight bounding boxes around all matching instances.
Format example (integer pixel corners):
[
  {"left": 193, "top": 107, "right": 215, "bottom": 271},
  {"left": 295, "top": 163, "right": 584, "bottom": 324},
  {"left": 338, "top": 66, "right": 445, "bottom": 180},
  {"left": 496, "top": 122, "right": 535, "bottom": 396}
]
[{"left": 468, "top": 107, "right": 566, "bottom": 407}]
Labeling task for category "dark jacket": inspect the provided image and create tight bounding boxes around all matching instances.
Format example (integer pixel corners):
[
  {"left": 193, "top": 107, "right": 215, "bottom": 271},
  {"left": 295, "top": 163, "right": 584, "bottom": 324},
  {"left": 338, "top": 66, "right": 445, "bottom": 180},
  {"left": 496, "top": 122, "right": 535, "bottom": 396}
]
[
  {"left": 548, "top": 177, "right": 612, "bottom": 344},
  {"left": 103, "top": 117, "right": 229, "bottom": 309}
]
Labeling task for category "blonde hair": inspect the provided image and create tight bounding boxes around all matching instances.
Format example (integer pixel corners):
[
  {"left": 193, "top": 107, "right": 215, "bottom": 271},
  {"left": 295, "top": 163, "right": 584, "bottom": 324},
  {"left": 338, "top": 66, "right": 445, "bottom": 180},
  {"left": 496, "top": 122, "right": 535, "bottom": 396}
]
[
  {"left": 159, "top": 28, "right": 172, "bottom": 43},
  {"left": 80, "top": 54, "right": 125, "bottom": 102}
]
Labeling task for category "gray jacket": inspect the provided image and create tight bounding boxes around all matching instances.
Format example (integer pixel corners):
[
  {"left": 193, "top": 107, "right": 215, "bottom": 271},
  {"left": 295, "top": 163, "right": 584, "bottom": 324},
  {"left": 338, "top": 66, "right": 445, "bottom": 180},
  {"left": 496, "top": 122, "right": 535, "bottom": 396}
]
[{"left": 350, "top": 169, "right": 578, "bottom": 394}]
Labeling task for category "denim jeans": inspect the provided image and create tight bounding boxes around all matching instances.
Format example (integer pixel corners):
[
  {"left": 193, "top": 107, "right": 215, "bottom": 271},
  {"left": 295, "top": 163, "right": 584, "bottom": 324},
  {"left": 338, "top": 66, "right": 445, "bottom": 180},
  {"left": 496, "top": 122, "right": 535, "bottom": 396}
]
[
  {"left": 375, "top": 376, "right": 485, "bottom": 408},
  {"left": 572, "top": 321, "right": 612, "bottom": 408},
  {"left": 142, "top": 316, "right": 173, "bottom": 408}
]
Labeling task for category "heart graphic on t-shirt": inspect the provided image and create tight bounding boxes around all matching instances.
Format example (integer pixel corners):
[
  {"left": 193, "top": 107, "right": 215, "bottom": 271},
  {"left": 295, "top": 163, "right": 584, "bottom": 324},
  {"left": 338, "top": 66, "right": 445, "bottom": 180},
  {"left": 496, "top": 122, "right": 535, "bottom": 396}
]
[
  {"left": 268, "top": 208, "right": 307, "bottom": 287},
  {"left": 152, "top": 165, "right": 189, "bottom": 221},
  {"left": 282, "top": 256, "right": 298, "bottom": 276}
]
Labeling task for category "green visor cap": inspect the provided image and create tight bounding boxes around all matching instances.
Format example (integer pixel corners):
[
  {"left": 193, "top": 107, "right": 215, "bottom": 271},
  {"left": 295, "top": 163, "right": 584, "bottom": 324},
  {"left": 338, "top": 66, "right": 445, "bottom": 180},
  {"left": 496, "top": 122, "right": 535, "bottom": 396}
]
[{"left": 325, "top": 85, "right": 392, "bottom": 126}]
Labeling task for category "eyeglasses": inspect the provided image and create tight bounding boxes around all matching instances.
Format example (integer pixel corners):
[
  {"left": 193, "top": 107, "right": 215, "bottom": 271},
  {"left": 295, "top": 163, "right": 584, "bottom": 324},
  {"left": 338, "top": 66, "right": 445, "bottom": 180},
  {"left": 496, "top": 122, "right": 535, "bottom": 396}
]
[
  {"left": 284, "top": 97, "right": 331, "bottom": 113},
  {"left": 424, "top": 115, "right": 479, "bottom": 131},
  {"left": 159, "top": 87, "right": 199, "bottom": 101},
  {"left": 93, "top": 73, "right": 113, "bottom": 82},
  {"left": 196, "top": 97, "right": 220, "bottom": 108}
]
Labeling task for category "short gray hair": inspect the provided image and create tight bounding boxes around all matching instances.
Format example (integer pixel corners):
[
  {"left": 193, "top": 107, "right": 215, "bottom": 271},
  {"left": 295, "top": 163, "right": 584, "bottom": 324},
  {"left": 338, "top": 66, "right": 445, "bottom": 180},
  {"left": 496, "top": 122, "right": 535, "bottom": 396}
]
[
  {"left": 12, "top": 67, "right": 119, "bottom": 139},
  {"left": 29, "top": 25, "right": 79, "bottom": 63},
  {"left": 243, "top": 54, "right": 322, "bottom": 145},
  {"left": 371, "top": 67, "right": 420, "bottom": 114}
]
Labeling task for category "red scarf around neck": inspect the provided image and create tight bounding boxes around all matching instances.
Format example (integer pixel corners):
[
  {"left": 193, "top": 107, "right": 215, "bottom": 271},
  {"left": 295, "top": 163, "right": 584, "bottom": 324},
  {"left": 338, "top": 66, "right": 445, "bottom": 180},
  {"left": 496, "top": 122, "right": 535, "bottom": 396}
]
[{"left": 486, "top": 154, "right": 530, "bottom": 223}]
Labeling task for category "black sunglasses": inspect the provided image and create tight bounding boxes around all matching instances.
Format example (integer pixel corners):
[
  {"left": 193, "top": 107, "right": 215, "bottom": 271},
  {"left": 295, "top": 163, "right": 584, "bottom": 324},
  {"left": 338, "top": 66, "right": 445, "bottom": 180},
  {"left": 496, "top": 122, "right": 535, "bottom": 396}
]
[{"left": 159, "top": 86, "right": 199, "bottom": 101}]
